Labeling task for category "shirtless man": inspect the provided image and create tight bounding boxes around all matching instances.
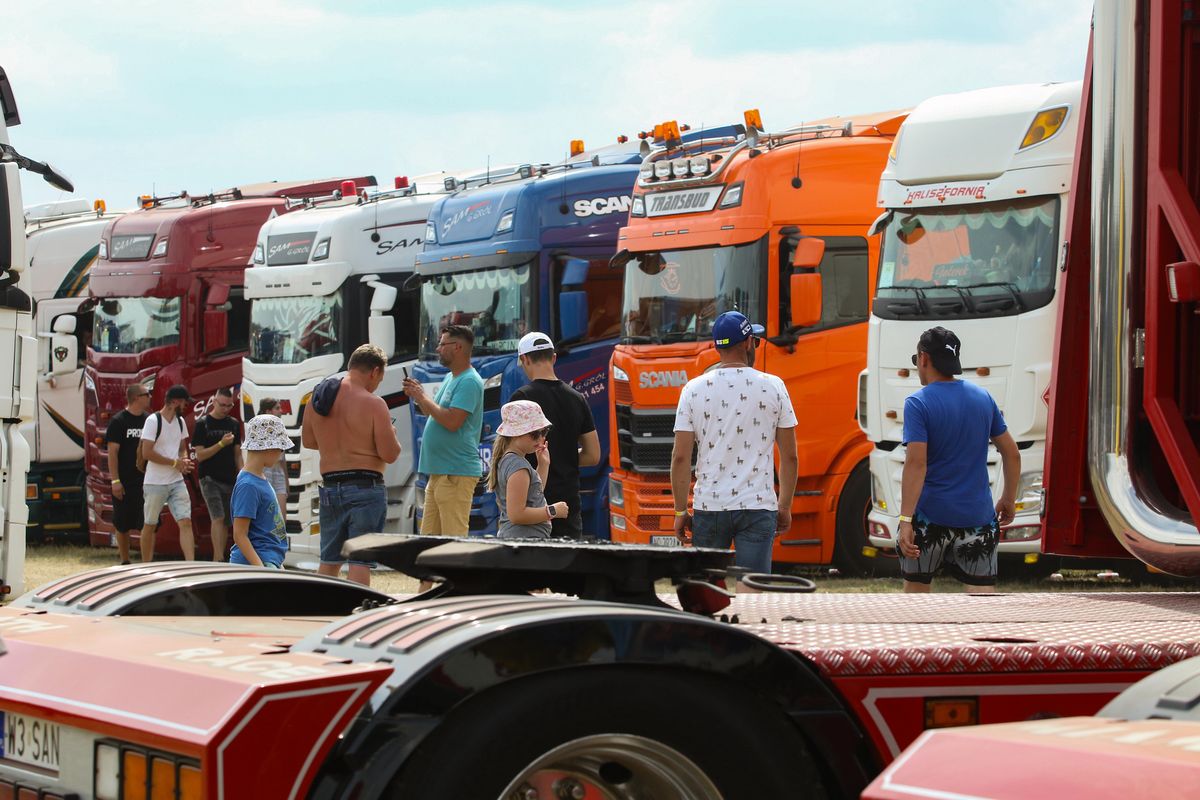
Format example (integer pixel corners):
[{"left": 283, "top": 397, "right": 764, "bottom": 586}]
[{"left": 302, "top": 344, "right": 402, "bottom": 585}]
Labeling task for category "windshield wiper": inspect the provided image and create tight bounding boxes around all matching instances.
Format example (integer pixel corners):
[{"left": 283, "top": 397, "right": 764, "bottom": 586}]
[
  {"left": 877, "top": 285, "right": 929, "bottom": 314},
  {"left": 620, "top": 334, "right": 658, "bottom": 345},
  {"left": 963, "top": 282, "right": 1024, "bottom": 311},
  {"left": 659, "top": 331, "right": 698, "bottom": 342}
]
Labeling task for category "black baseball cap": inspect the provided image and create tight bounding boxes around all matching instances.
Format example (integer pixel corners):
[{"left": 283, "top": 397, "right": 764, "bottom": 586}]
[
  {"left": 165, "top": 384, "right": 193, "bottom": 401},
  {"left": 917, "top": 327, "right": 963, "bottom": 375}
]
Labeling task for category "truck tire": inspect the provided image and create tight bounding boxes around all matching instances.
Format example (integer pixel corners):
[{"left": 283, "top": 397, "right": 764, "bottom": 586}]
[
  {"left": 386, "top": 666, "right": 828, "bottom": 800},
  {"left": 834, "top": 463, "right": 898, "bottom": 578}
]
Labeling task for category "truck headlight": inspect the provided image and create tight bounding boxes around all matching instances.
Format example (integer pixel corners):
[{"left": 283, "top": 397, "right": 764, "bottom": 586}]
[
  {"left": 253, "top": 243, "right": 265, "bottom": 264},
  {"left": 1014, "top": 471, "right": 1044, "bottom": 514},
  {"left": 612, "top": 364, "right": 629, "bottom": 382},
  {"left": 152, "top": 237, "right": 169, "bottom": 258},
  {"left": 609, "top": 477, "right": 624, "bottom": 508},
  {"left": 312, "top": 238, "right": 330, "bottom": 261},
  {"left": 872, "top": 473, "right": 888, "bottom": 512}
]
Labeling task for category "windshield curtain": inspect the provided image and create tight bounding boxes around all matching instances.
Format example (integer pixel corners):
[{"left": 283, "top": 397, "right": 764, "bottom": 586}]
[
  {"left": 876, "top": 196, "right": 1059, "bottom": 317},
  {"left": 419, "top": 262, "right": 535, "bottom": 356},
  {"left": 248, "top": 293, "right": 343, "bottom": 365},
  {"left": 93, "top": 297, "right": 181, "bottom": 353},
  {"left": 620, "top": 238, "right": 767, "bottom": 344}
]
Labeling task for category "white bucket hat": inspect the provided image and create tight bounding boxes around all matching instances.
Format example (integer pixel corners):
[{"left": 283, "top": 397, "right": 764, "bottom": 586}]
[
  {"left": 243, "top": 414, "right": 295, "bottom": 452},
  {"left": 496, "top": 400, "right": 552, "bottom": 437}
]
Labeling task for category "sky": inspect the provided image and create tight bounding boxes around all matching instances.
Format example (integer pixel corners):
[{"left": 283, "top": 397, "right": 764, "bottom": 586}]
[{"left": 5, "top": 0, "right": 1093, "bottom": 208}]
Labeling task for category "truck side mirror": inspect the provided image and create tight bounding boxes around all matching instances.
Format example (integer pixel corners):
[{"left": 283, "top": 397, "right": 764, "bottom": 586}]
[
  {"left": 207, "top": 282, "right": 231, "bottom": 307},
  {"left": 366, "top": 281, "right": 398, "bottom": 359},
  {"left": 51, "top": 314, "right": 76, "bottom": 335},
  {"left": 50, "top": 332, "right": 77, "bottom": 376},
  {"left": 203, "top": 309, "right": 228, "bottom": 353},
  {"left": 558, "top": 257, "right": 590, "bottom": 345},
  {"left": 788, "top": 237, "right": 825, "bottom": 328},
  {"left": 790, "top": 272, "right": 823, "bottom": 328},
  {"left": 1, "top": 163, "right": 21, "bottom": 278}
]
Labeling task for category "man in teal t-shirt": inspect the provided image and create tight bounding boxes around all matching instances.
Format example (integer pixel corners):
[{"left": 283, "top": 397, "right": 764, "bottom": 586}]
[{"left": 403, "top": 324, "right": 484, "bottom": 535}]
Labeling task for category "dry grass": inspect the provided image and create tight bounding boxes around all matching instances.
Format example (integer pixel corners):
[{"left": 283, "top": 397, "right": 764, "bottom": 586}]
[{"left": 16, "top": 543, "right": 1186, "bottom": 599}]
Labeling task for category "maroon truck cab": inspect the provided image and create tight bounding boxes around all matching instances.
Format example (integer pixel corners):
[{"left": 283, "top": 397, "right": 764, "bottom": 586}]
[{"left": 85, "top": 179, "right": 374, "bottom": 556}]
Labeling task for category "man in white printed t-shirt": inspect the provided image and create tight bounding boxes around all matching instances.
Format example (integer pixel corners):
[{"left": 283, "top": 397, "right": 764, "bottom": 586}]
[
  {"left": 671, "top": 311, "right": 799, "bottom": 575},
  {"left": 139, "top": 384, "right": 197, "bottom": 562}
]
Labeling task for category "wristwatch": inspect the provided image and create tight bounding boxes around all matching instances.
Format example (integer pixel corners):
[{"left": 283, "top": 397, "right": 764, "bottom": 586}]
[{"left": 548, "top": 505, "right": 558, "bottom": 519}]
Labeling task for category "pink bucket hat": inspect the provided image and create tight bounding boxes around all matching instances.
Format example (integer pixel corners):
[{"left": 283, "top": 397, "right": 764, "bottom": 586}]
[{"left": 496, "top": 400, "right": 552, "bottom": 437}]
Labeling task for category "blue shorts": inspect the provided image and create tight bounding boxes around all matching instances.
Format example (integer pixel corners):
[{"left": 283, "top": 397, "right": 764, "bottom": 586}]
[
  {"left": 229, "top": 552, "right": 283, "bottom": 569},
  {"left": 691, "top": 509, "right": 777, "bottom": 574},
  {"left": 319, "top": 480, "right": 386, "bottom": 565}
]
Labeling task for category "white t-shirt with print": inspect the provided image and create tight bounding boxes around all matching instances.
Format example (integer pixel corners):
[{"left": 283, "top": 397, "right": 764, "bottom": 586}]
[
  {"left": 674, "top": 367, "right": 798, "bottom": 511},
  {"left": 140, "top": 412, "right": 189, "bottom": 486}
]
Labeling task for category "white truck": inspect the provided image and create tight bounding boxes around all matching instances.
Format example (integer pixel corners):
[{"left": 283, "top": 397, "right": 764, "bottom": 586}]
[
  {"left": 861, "top": 81, "right": 1082, "bottom": 566},
  {"left": 243, "top": 174, "right": 457, "bottom": 563},
  {"left": 23, "top": 198, "right": 124, "bottom": 538},
  {"left": 0, "top": 65, "right": 75, "bottom": 596}
]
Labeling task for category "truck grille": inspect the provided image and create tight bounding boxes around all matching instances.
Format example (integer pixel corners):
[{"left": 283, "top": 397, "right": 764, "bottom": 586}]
[{"left": 615, "top": 405, "right": 690, "bottom": 474}]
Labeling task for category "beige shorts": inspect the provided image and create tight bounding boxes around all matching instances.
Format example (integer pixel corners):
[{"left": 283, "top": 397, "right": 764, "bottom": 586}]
[{"left": 421, "top": 474, "right": 478, "bottom": 536}]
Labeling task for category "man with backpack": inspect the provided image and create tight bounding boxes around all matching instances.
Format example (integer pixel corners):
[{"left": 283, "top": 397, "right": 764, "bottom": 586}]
[
  {"left": 139, "top": 384, "right": 196, "bottom": 561},
  {"left": 104, "top": 383, "right": 151, "bottom": 564}
]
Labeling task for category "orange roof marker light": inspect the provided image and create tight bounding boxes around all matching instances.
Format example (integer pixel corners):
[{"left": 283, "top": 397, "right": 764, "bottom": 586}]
[
  {"left": 139, "top": 195, "right": 153, "bottom": 209},
  {"left": 744, "top": 108, "right": 764, "bottom": 132},
  {"left": 93, "top": 199, "right": 107, "bottom": 214},
  {"left": 570, "top": 139, "right": 585, "bottom": 157}
]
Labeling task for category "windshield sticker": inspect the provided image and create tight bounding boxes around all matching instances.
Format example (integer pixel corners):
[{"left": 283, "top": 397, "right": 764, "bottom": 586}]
[
  {"left": 109, "top": 234, "right": 155, "bottom": 261},
  {"left": 904, "top": 185, "right": 988, "bottom": 204},
  {"left": 266, "top": 232, "right": 317, "bottom": 266},
  {"left": 441, "top": 200, "right": 493, "bottom": 238},
  {"left": 660, "top": 263, "right": 682, "bottom": 295}
]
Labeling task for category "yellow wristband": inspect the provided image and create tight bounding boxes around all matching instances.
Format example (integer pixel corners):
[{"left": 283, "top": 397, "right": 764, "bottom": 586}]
[
  {"left": 112, "top": 479, "right": 122, "bottom": 485},
  {"left": 674, "top": 510, "right": 688, "bottom": 517},
  {"left": 898, "top": 514, "right": 913, "bottom": 523}
]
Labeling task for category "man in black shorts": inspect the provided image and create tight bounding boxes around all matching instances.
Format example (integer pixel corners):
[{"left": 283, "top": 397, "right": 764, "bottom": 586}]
[
  {"left": 104, "top": 383, "right": 151, "bottom": 564},
  {"left": 511, "top": 331, "right": 600, "bottom": 539},
  {"left": 193, "top": 387, "right": 242, "bottom": 561}
]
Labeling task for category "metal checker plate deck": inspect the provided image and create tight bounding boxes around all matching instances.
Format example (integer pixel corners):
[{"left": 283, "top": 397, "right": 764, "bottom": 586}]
[{"left": 720, "top": 592, "right": 1200, "bottom": 677}]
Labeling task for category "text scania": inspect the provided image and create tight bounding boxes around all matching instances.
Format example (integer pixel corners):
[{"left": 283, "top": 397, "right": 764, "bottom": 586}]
[
  {"left": 574, "top": 196, "right": 632, "bottom": 218},
  {"left": 639, "top": 369, "right": 688, "bottom": 389}
]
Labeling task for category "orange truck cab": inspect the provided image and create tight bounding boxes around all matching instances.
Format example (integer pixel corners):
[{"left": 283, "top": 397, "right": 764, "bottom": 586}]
[{"left": 608, "top": 111, "right": 906, "bottom": 574}]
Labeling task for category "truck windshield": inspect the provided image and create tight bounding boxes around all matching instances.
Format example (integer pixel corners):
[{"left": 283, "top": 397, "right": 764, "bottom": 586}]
[
  {"left": 92, "top": 297, "right": 181, "bottom": 353},
  {"left": 620, "top": 238, "right": 767, "bottom": 344},
  {"left": 248, "top": 293, "right": 342, "bottom": 364},
  {"left": 419, "top": 262, "right": 534, "bottom": 356},
  {"left": 875, "top": 195, "right": 1059, "bottom": 319}
]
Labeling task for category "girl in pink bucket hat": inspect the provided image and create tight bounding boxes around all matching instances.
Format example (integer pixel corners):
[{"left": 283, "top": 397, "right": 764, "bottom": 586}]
[{"left": 488, "top": 400, "right": 568, "bottom": 539}]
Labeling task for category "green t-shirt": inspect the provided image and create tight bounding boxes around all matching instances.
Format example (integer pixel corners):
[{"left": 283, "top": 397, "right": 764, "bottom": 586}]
[{"left": 418, "top": 367, "right": 485, "bottom": 477}]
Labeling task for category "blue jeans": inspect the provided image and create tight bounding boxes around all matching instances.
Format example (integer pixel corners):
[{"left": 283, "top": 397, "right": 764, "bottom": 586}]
[
  {"left": 319, "top": 481, "right": 386, "bottom": 565},
  {"left": 691, "top": 509, "right": 777, "bottom": 573}
]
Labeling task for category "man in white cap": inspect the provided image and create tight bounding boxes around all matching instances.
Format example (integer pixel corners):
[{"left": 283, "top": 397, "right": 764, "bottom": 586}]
[
  {"left": 230, "top": 414, "right": 295, "bottom": 569},
  {"left": 511, "top": 331, "right": 600, "bottom": 539}
]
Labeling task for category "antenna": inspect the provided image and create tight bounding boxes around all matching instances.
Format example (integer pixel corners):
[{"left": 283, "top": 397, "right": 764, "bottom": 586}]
[{"left": 791, "top": 121, "right": 804, "bottom": 189}]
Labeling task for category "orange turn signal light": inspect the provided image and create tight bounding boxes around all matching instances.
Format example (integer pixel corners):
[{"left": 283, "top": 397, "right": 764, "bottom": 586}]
[
  {"left": 1019, "top": 106, "right": 1068, "bottom": 149},
  {"left": 925, "top": 697, "right": 978, "bottom": 729}
]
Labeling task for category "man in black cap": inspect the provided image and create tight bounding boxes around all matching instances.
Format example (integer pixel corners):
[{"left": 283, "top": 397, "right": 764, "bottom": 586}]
[
  {"left": 897, "top": 326, "right": 1021, "bottom": 592},
  {"left": 139, "top": 384, "right": 196, "bottom": 561}
]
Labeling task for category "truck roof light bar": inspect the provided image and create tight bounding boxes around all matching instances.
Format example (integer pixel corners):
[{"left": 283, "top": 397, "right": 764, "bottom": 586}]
[
  {"left": 188, "top": 188, "right": 245, "bottom": 208},
  {"left": 136, "top": 191, "right": 188, "bottom": 209}
]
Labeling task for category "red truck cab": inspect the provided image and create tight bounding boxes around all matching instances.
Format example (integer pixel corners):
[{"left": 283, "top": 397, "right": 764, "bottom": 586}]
[{"left": 84, "top": 179, "right": 373, "bottom": 556}]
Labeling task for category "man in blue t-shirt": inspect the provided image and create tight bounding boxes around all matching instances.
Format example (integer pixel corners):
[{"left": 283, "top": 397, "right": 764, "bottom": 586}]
[
  {"left": 230, "top": 415, "right": 295, "bottom": 569},
  {"left": 403, "top": 324, "right": 484, "bottom": 536},
  {"left": 897, "top": 326, "right": 1021, "bottom": 593}
]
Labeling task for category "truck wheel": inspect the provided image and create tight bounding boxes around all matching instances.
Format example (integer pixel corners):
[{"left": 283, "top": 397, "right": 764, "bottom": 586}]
[
  {"left": 386, "top": 667, "right": 828, "bottom": 800},
  {"left": 834, "top": 464, "right": 898, "bottom": 578}
]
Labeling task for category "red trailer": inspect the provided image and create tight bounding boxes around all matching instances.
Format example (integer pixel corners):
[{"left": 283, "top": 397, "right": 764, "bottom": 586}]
[{"left": 84, "top": 178, "right": 373, "bottom": 557}]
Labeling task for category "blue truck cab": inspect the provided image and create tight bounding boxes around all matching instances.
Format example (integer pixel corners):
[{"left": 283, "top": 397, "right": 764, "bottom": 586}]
[{"left": 411, "top": 147, "right": 641, "bottom": 538}]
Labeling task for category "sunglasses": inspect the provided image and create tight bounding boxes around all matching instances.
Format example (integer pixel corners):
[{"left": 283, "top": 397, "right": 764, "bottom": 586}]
[
  {"left": 530, "top": 428, "right": 550, "bottom": 440},
  {"left": 910, "top": 352, "right": 922, "bottom": 366}
]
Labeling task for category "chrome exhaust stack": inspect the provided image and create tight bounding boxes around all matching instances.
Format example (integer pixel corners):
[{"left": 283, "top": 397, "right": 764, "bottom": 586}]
[{"left": 1089, "top": 0, "right": 1200, "bottom": 575}]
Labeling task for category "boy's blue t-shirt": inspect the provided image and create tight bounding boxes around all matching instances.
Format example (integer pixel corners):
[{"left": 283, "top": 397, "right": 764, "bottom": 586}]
[
  {"left": 903, "top": 379, "right": 1008, "bottom": 528},
  {"left": 418, "top": 367, "right": 485, "bottom": 477},
  {"left": 229, "top": 470, "right": 287, "bottom": 567}
]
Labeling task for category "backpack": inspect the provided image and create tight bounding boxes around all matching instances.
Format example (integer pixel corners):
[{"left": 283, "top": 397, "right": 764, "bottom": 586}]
[{"left": 137, "top": 412, "right": 185, "bottom": 473}]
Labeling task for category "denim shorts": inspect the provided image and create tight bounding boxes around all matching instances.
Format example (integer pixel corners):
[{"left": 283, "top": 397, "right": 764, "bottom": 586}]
[
  {"left": 143, "top": 480, "right": 191, "bottom": 523},
  {"left": 319, "top": 481, "right": 386, "bottom": 565},
  {"left": 199, "top": 476, "right": 233, "bottom": 525},
  {"left": 691, "top": 509, "right": 777, "bottom": 573}
]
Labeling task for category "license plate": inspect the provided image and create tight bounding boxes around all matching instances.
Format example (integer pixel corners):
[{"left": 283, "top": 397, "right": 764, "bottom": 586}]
[
  {"left": 649, "top": 535, "right": 680, "bottom": 547},
  {"left": 0, "top": 711, "right": 62, "bottom": 773}
]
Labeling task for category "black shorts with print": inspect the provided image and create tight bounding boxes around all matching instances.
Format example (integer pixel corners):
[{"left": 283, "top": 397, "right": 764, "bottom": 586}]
[{"left": 900, "top": 513, "right": 999, "bottom": 585}]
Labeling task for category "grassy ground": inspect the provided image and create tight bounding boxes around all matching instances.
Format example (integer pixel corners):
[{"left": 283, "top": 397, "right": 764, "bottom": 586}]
[{"left": 18, "top": 542, "right": 1187, "bottom": 598}]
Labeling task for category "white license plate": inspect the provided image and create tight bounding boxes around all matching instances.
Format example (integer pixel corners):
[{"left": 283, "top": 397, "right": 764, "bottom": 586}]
[
  {"left": 649, "top": 535, "right": 680, "bottom": 547},
  {"left": 0, "top": 711, "right": 62, "bottom": 773}
]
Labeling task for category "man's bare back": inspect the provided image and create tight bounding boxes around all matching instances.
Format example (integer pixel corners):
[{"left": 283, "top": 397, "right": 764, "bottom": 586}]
[{"left": 302, "top": 378, "right": 401, "bottom": 475}]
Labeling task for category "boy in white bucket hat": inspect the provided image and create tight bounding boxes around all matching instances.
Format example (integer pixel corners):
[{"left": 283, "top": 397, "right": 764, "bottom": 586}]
[
  {"left": 487, "top": 400, "right": 568, "bottom": 539},
  {"left": 230, "top": 414, "right": 295, "bottom": 568}
]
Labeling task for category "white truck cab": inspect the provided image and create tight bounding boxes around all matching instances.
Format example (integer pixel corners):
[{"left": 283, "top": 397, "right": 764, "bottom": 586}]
[
  {"left": 862, "top": 81, "right": 1082, "bottom": 562},
  {"left": 243, "top": 174, "right": 453, "bottom": 563}
]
